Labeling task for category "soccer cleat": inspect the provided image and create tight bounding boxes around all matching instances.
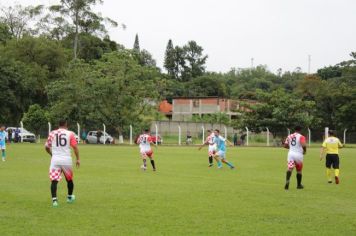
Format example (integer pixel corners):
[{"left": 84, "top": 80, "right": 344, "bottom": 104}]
[
  {"left": 153, "top": 168, "right": 156, "bottom": 171},
  {"left": 297, "top": 185, "right": 304, "bottom": 189},
  {"left": 328, "top": 181, "right": 332, "bottom": 184},
  {"left": 2, "top": 158, "right": 5, "bottom": 162},
  {"left": 52, "top": 200, "right": 59, "bottom": 207},
  {"left": 230, "top": 166, "right": 235, "bottom": 170},
  {"left": 67, "top": 195, "right": 76, "bottom": 203},
  {"left": 140, "top": 165, "right": 147, "bottom": 171},
  {"left": 284, "top": 183, "right": 289, "bottom": 190},
  {"left": 208, "top": 163, "right": 213, "bottom": 167},
  {"left": 335, "top": 176, "right": 339, "bottom": 184}
]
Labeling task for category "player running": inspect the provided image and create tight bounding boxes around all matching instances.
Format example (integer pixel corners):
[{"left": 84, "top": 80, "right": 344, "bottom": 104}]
[
  {"left": 320, "top": 130, "right": 343, "bottom": 184},
  {"left": 198, "top": 130, "right": 217, "bottom": 167},
  {"left": 136, "top": 129, "right": 156, "bottom": 171},
  {"left": 213, "top": 129, "right": 235, "bottom": 169},
  {"left": 283, "top": 126, "right": 306, "bottom": 190},
  {"left": 45, "top": 120, "right": 80, "bottom": 207},
  {"left": 0, "top": 125, "right": 7, "bottom": 162}
]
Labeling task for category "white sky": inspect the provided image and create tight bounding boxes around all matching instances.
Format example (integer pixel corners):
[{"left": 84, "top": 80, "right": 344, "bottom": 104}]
[{"left": 2, "top": 0, "right": 356, "bottom": 73}]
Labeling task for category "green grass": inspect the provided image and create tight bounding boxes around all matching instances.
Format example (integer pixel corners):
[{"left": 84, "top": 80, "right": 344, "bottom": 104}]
[{"left": 0, "top": 144, "right": 355, "bottom": 235}]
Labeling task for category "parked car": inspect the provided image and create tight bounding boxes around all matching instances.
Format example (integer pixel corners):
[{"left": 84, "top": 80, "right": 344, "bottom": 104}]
[
  {"left": 6, "top": 127, "right": 36, "bottom": 143},
  {"left": 86, "top": 131, "right": 114, "bottom": 144},
  {"left": 150, "top": 133, "right": 162, "bottom": 145}
]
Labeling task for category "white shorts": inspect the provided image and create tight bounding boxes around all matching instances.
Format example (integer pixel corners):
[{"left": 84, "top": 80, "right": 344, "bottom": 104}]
[
  {"left": 208, "top": 145, "right": 217, "bottom": 156},
  {"left": 216, "top": 150, "right": 226, "bottom": 159},
  {"left": 0, "top": 144, "right": 6, "bottom": 150},
  {"left": 287, "top": 152, "right": 304, "bottom": 170}
]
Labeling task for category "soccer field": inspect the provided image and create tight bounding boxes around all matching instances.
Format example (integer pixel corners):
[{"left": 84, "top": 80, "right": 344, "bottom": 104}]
[{"left": 0, "top": 144, "right": 355, "bottom": 235}]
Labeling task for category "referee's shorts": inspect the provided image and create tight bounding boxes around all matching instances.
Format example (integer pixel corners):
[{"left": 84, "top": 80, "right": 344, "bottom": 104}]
[{"left": 325, "top": 154, "right": 340, "bottom": 169}]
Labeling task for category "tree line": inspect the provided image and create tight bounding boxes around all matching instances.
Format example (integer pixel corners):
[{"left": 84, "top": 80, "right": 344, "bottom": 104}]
[{"left": 0, "top": 0, "right": 355, "bottom": 136}]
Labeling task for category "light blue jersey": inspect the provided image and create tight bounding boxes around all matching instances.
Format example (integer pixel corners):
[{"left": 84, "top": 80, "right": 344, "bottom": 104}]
[
  {"left": 0, "top": 131, "right": 6, "bottom": 148},
  {"left": 215, "top": 135, "right": 226, "bottom": 152}
]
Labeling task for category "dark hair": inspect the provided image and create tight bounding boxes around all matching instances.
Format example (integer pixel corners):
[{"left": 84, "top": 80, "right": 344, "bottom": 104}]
[
  {"left": 207, "top": 129, "right": 211, "bottom": 133},
  {"left": 328, "top": 130, "right": 335, "bottom": 136},
  {"left": 215, "top": 129, "right": 220, "bottom": 133},
  {"left": 144, "top": 129, "right": 150, "bottom": 133},
  {"left": 294, "top": 126, "right": 302, "bottom": 132},
  {"left": 58, "top": 120, "right": 67, "bottom": 127}
]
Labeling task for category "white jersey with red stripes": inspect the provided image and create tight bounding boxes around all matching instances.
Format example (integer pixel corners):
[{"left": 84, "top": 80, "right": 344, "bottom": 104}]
[
  {"left": 285, "top": 132, "right": 306, "bottom": 155},
  {"left": 45, "top": 128, "right": 77, "bottom": 165},
  {"left": 137, "top": 134, "right": 153, "bottom": 153},
  {"left": 207, "top": 133, "right": 217, "bottom": 152}
]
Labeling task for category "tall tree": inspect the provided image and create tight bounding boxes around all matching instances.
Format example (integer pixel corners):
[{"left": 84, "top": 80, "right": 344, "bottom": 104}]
[
  {"left": 182, "top": 40, "right": 208, "bottom": 79},
  {"left": 164, "top": 39, "right": 175, "bottom": 78},
  {"left": 133, "top": 33, "right": 140, "bottom": 52},
  {"left": 49, "top": 0, "right": 118, "bottom": 59}
]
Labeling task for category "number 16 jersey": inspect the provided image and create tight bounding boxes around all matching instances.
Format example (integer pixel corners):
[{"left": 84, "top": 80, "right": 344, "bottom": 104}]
[
  {"left": 285, "top": 132, "right": 306, "bottom": 155},
  {"left": 45, "top": 128, "right": 77, "bottom": 165}
]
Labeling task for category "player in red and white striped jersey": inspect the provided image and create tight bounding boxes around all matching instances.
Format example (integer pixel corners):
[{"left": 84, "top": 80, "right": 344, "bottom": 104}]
[
  {"left": 136, "top": 129, "right": 156, "bottom": 171},
  {"left": 45, "top": 120, "right": 80, "bottom": 207},
  {"left": 283, "top": 126, "right": 307, "bottom": 190},
  {"left": 198, "top": 130, "right": 217, "bottom": 167}
]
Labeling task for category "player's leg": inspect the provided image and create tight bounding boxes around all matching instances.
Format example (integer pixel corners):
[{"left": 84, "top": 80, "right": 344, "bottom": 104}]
[
  {"left": 208, "top": 151, "right": 214, "bottom": 167},
  {"left": 325, "top": 154, "right": 333, "bottom": 183},
  {"left": 333, "top": 155, "right": 340, "bottom": 184},
  {"left": 221, "top": 155, "right": 235, "bottom": 169},
  {"left": 1, "top": 146, "right": 6, "bottom": 161},
  {"left": 213, "top": 152, "right": 223, "bottom": 168},
  {"left": 62, "top": 166, "right": 75, "bottom": 203},
  {"left": 285, "top": 155, "right": 295, "bottom": 190},
  {"left": 141, "top": 152, "right": 147, "bottom": 170},
  {"left": 147, "top": 151, "right": 156, "bottom": 171},
  {"left": 295, "top": 160, "right": 304, "bottom": 189},
  {"left": 49, "top": 166, "right": 62, "bottom": 207}
]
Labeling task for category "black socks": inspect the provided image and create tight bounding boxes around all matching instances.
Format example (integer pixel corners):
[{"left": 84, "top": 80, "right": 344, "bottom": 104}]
[{"left": 51, "top": 181, "right": 58, "bottom": 199}]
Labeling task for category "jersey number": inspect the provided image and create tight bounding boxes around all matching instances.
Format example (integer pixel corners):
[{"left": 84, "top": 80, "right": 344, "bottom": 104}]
[
  {"left": 290, "top": 137, "right": 297, "bottom": 146},
  {"left": 140, "top": 137, "right": 147, "bottom": 144},
  {"left": 55, "top": 134, "right": 67, "bottom": 147}
]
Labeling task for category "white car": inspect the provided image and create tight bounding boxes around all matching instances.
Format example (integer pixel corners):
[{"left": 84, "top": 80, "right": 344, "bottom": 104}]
[
  {"left": 6, "top": 127, "right": 36, "bottom": 143},
  {"left": 86, "top": 131, "right": 114, "bottom": 144}
]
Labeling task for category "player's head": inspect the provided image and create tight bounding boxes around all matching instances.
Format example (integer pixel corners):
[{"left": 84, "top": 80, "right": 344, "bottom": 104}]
[
  {"left": 328, "top": 130, "right": 335, "bottom": 136},
  {"left": 214, "top": 129, "right": 220, "bottom": 136},
  {"left": 144, "top": 128, "right": 150, "bottom": 134},
  {"left": 58, "top": 119, "right": 68, "bottom": 128},
  {"left": 207, "top": 129, "right": 211, "bottom": 134},
  {"left": 294, "top": 126, "right": 302, "bottom": 132},
  {"left": 0, "top": 125, "right": 4, "bottom": 131}
]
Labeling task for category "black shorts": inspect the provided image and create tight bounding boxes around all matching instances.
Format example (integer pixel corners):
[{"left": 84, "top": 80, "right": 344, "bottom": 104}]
[{"left": 325, "top": 154, "right": 340, "bottom": 169}]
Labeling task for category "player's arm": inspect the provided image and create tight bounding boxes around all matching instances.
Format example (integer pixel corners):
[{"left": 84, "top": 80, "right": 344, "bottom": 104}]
[
  {"left": 198, "top": 137, "right": 209, "bottom": 150},
  {"left": 300, "top": 136, "right": 307, "bottom": 154},
  {"left": 45, "top": 135, "right": 52, "bottom": 157},
  {"left": 70, "top": 133, "right": 80, "bottom": 168},
  {"left": 338, "top": 140, "right": 344, "bottom": 149},
  {"left": 45, "top": 146, "right": 52, "bottom": 157},
  {"left": 225, "top": 139, "right": 234, "bottom": 147},
  {"left": 283, "top": 137, "right": 289, "bottom": 149}
]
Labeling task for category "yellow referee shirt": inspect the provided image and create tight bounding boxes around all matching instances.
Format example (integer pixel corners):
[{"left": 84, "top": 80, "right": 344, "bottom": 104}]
[{"left": 322, "top": 137, "right": 343, "bottom": 154}]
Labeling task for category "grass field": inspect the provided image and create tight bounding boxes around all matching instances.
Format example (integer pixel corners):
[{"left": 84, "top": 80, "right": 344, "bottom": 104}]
[{"left": 0, "top": 144, "right": 355, "bottom": 235}]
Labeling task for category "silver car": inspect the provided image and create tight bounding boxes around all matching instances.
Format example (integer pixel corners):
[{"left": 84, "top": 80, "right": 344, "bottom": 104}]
[
  {"left": 6, "top": 127, "right": 36, "bottom": 143},
  {"left": 86, "top": 131, "right": 114, "bottom": 144}
]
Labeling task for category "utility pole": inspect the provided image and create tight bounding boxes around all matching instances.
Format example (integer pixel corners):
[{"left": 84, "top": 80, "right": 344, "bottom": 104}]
[{"left": 308, "top": 55, "right": 311, "bottom": 74}]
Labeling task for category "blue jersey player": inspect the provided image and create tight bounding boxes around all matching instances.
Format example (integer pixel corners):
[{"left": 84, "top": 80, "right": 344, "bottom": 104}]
[
  {"left": 0, "top": 125, "right": 7, "bottom": 161},
  {"left": 213, "top": 129, "right": 235, "bottom": 169}
]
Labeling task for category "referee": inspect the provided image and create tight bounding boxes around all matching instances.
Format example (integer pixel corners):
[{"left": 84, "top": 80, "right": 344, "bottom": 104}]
[{"left": 320, "top": 130, "right": 343, "bottom": 184}]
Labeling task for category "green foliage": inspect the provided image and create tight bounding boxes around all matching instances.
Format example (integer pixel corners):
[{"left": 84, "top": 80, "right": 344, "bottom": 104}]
[
  {"left": 133, "top": 33, "right": 140, "bottom": 52},
  {"left": 22, "top": 104, "right": 49, "bottom": 135},
  {"left": 191, "top": 112, "right": 230, "bottom": 125}
]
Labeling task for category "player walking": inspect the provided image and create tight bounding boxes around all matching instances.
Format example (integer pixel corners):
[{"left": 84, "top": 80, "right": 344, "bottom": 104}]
[
  {"left": 198, "top": 130, "right": 217, "bottom": 167},
  {"left": 45, "top": 120, "right": 80, "bottom": 207},
  {"left": 213, "top": 129, "right": 235, "bottom": 169},
  {"left": 283, "top": 126, "right": 306, "bottom": 190},
  {"left": 0, "top": 125, "right": 7, "bottom": 161},
  {"left": 320, "top": 130, "right": 343, "bottom": 184},
  {"left": 136, "top": 129, "right": 156, "bottom": 171}
]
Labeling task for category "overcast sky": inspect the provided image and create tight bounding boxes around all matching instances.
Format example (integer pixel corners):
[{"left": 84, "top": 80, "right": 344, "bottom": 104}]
[{"left": 2, "top": 0, "right": 356, "bottom": 73}]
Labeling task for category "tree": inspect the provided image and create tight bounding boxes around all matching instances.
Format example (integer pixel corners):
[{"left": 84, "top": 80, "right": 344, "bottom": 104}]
[
  {"left": 182, "top": 40, "right": 208, "bottom": 80},
  {"left": 22, "top": 104, "right": 49, "bottom": 135},
  {"left": 164, "top": 39, "right": 175, "bottom": 79},
  {"left": 237, "top": 89, "right": 318, "bottom": 137},
  {"left": 49, "top": 0, "right": 118, "bottom": 59},
  {"left": 0, "top": 4, "right": 44, "bottom": 40},
  {"left": 133, "top": 33, "right": 140, "bottom": 52},
  {"left": 0, "top": 22, "right": 11, "bottom": 44}
]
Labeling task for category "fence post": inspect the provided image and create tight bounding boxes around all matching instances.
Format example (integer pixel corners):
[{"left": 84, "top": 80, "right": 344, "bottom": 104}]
[
  {"left": 325, "top": 127, "right": 329, "bottom": 140},
  {"left": 202, "top": 125, "right": 205, "bottom": 144},
  {"left": 287, "top": 128, "right": 290, "bottom": 136},
  {"left": 155, "top": 123, "right": 158, "bottom": 146},
  {"left": 129, "top": 125, "right": 133, "bottom": 145},
  {"left": 178, "top": 125, "right": 181, "bottom": 146},
  {"left": 77, "top": 123, "right": 80, "bottom": 143},
  {"left": 224, "top": 126, "right": 227, "bottom": 139},
  {"left": 103, "top": 124, "right": 106, "bottom": 144},
  {"left": 20, "top": 121, "right": 24, "bottom": 143},
  {"left": 343, "top": 129, "right": 348, "bottom": 145},
  {"left": 266, "top": 127, "right": 270, "bottom": 146},
  {"left": 48, "top": 122, "right": 51, "bottom": 136},
  {"left": 308, "top": 128, "right": 311, "bottom": 147},
  {"left": 245, "top": 127, "right": 249, "bottom": 146}
]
